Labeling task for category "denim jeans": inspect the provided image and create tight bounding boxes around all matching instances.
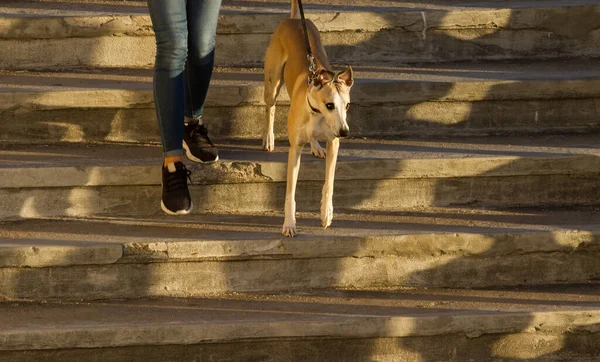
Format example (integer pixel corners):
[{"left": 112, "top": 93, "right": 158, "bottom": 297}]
[{"left": 146, "top": 0, "right": 222, "bottom": 156}]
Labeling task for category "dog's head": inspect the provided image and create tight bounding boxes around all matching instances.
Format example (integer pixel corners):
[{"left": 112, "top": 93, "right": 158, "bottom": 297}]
[{"left": 308, "top": 66, "right": 354, "bottom": 138}]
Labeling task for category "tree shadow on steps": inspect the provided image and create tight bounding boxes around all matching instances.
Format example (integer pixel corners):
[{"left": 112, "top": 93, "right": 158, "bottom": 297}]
[
  {"left": 309, "top": 3, "right": 600, "bottom": 360},
  {"left": 3, "top": 2, "right": 600, "bottom": 361}
]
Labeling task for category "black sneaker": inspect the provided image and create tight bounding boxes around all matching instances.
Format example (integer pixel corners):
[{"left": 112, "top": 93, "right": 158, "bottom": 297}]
[
  {"left": 161, "top": 162, "right": 193, "bottom": 215},
  {"left": 183, "top": 120, "right": 219, "bottom": 163}
]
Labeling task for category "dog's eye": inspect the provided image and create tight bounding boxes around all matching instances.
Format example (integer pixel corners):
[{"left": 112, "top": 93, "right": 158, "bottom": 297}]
[
  {"left": 325, "top": 103, "right": 335, "bottom": 110},
  {"left": 345, "top": 103, "right": 351, "bottom": 111}
]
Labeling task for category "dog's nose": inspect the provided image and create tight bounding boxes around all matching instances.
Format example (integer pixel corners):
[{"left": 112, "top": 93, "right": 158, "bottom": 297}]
[{"left": 338, "top": 127, "right": 349, "bottom": 138}]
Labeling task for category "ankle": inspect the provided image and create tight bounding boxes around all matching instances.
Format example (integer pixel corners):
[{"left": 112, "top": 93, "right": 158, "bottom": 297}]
[
  {"left": 185, "top": 116, "right": 203, "bottom": 126},
  {"left": 163, "top": 156, "right": 184, "bottom": 167}
]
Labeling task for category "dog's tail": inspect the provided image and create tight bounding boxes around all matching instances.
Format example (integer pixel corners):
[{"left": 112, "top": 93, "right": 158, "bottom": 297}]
[{"left": 290, "top": 0, "right": 300, "bottom": 19}]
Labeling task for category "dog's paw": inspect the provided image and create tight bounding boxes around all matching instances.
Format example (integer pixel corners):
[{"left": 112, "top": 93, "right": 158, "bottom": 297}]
[
  {"left": 282, "top": 220, "right": 297, "bottom": 237},
  {"left": 262, "top": 133, "right": 275, "bottom": 152},
  {"left": 310, "top": 142, "right": 326, "bottom": 159},
  {"left": 320, "top": 201, "right": 334, "bottom": 229}
]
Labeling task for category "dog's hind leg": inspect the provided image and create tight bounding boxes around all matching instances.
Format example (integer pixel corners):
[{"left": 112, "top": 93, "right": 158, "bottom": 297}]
[
  {"left": 263, "top": 41, "right": 285, "bottom": 152},
  {"left": 321, "top": 138, "right": 339, "bottom": 229}
]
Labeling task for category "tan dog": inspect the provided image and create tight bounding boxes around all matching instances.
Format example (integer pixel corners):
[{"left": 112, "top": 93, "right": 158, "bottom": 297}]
[{"left": 263, "top": 0, "right": 354, "bottom": 237}]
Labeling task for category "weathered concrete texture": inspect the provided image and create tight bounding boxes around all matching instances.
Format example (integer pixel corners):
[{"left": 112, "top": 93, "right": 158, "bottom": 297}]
[
  {"left": 0, "top": 15, "right": 155, "bottom": 39},
  {"left": 3, "top": 288, "right": 600, "bottom": 333},
  {"left": 5, "top": 0, "right": 600, "bottom": 15},
  {"left": 0, "top": 36, "right": 157, "bottom": 69},
  {"left": 3, "top": 209, "right": 600, "bottom": 263},
  {"left": 0, "top": 240, "right": 122, "bottom": 268},
  {"left": 2, "top": 208, "right": 600, "bottom": 297},
  {"left": 2, "top": 333, "right": 599, "bottom": 362},
  {"left": 5, "top": 98, "right": 600, "bottom": 142},
  {"left": 3, "top": 61, "right": 600, "bottom": 142},
  {"left": 3, "top": 136, "right": 600, "bottom": 218},
  {"left": 5, "top": 137, "right": 600, "bottom": 187},
  {"left": 1, "top": 5, "right": 600, "bottom": 68},
  {"left": 4, "top": 173, "right": 600, "bottom": 219},
  {"left": 0, "top": 287, "right": 600, "bottom": 361},
  {"left": 351, "top": 98, "right": 600, "bottom": 138},
  {"left": 9, "top": 4, "right": 597, "bottom": 39},
  {"left": 0, "top": 108, "right": 162, "bottom": 144},
  {"left": 1, "top": 207, "right": 600, "bottom": 301},
  {"left": 2, "top": 251, "right": 600, "bottom": 299},
  {"left": 5, "top": 99, "right": 600, "bottom": 143},
  {"left": 3, "top": 28, "right": 600, "bottom": 69}
]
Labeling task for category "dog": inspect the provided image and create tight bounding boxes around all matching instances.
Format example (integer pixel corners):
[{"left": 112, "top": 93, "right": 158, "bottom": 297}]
[{"left": 262, "top": 0, "right": 354, "bottom": 237}]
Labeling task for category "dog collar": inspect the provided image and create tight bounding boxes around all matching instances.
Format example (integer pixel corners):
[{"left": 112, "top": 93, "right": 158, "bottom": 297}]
[{"left": 307, "top": 97, "right": 321, "bottom": 115}]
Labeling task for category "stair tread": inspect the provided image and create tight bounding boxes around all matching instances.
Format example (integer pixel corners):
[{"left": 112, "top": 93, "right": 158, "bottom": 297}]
[
  {"left": 1, "top": 285, "right": 599, "bottom": 350},
  {"left": 2, "top": 207, "right": 600, "bottom": 267},
  {"left": 1, "top": 1, "right": 600, "bottom": 358},
  {"left": 2, "top": 134, "right": 600, "bottom": 188},
  {"left": 2, "top": 0, "right": 597, "bottom": 18},
  {"left": 4, "top": 134, "right": 600, "bottom": 162},
  {"left": 3, "top": 59, "right": 600, "bottom": 94}
]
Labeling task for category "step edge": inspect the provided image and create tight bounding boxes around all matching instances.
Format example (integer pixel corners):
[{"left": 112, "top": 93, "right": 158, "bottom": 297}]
[{"left": 0, "top": 309, "right": 597, "bottom": 351}]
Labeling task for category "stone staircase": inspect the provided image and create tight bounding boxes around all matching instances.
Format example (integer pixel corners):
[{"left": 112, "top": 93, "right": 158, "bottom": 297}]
[{"left": 1, "top": 0, "right": 600, "bottom": 361}]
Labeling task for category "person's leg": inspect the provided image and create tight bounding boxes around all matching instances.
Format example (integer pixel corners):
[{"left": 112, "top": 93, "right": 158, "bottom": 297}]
[
  {"left": 182, "top": 0, "right": 222, "bottom": 163},
  {"left": 147, "top": 0, "right": 193, "bottom": 215},
  {"left": 147, "top": 0, "right": 187, "bottom": 164}
]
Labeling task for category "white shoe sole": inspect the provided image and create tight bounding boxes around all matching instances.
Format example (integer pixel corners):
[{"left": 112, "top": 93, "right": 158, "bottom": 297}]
[
  {"left": 161, "top": 200, "right": 193, "bottom": 216},
  {"left": 183, "top": 141, "right": 219, "bottom": 164}
]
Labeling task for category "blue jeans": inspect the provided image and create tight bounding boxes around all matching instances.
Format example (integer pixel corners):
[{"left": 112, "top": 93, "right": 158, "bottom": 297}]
[{"left": 146, "top": 0, "right": 222, "bottom": 157}]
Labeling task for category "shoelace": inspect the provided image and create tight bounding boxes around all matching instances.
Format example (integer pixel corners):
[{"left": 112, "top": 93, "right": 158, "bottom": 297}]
[
  {"left": 190, "top": 124, "right": 214, "bottom": 147},
  {"left": 165, "top": 166, "right": 192, "bottom": 192}
]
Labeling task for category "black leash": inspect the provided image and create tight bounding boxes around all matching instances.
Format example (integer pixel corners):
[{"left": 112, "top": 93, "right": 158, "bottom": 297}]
[
  {"left": 297, "top": 0, "right": 312, "bottom": 59},
  {"left": 297, "top": 0, "right": 317, "bottom": 84}
]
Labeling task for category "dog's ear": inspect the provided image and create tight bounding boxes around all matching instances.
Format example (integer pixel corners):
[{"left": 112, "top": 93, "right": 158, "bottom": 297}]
[
  {"left": 337, "top": 66, "right": 354, "bottom": 88},
  {"left": 313, "top": 69, "right": 335, "bottom": 87}
]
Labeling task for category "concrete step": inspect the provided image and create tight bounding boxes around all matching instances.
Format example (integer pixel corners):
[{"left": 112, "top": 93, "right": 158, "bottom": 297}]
[
  {"left": 1, "top": 286, "right": 600, "bottom": 361},
  {"left": 3, "top": 60, "right": 600, "bottom": 142},
  {"left": 2, "top": 0, "right": 600, "bottom": 68},
  {"left": 2, "top": 208, "right": 600, "bottom": 298},
  {"left": 3, "top": 135, "right": 600, "bottom": 219}
]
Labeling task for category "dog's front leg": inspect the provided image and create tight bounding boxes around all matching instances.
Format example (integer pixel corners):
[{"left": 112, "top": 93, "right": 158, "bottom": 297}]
[
  {"left": 321, "top": 138, "right": 339, "bottom": 229},
  {"left": 310, "top": 140, "right": 326, "bottom": 159},
  {"left": 282, "top": 144, "right": 303, "bottom": 237}
]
